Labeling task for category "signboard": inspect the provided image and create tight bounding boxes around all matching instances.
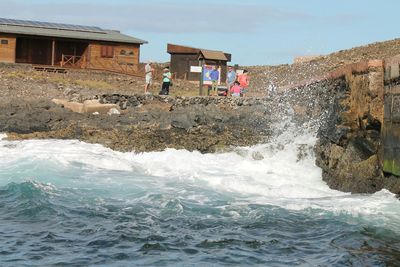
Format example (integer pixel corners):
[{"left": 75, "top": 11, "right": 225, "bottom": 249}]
[
  {"left": 190, "top": 66, "right": 202, "bottom": 73},
  {"left": 202, "top": 65, "right": 221, "bottom": 85},
  {"left": 203, "top": 65, "right": 213, "bottom": 85}
]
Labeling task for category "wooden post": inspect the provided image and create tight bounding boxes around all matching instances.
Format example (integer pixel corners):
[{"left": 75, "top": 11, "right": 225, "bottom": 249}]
[
  {"left": 86, "top": 44, "right": 91, "bottom": 68},
  {"left": 199, "top": 59, "right": 204, "bottom": 96},
  {"left": 51, "top": 40, "right": 55, "bottom": 66}
]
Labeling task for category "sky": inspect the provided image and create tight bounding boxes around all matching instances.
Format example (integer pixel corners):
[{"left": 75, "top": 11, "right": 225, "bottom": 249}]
[{"left": 1, "top": 0, "right": 400, "bottom": 66}]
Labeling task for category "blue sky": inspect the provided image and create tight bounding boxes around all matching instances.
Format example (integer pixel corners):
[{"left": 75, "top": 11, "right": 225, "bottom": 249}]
[{"left": 1, "top": 0, "right": 399, "bottom": 66}]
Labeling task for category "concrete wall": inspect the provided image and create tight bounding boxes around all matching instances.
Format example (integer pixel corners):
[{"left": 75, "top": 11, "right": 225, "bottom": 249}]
[{"left": 0, "top": 35, "right": 16, "bottom": 63}]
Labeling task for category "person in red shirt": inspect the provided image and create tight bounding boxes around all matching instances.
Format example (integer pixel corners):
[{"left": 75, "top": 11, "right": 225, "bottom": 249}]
[
  {"left": 230, "top": 81, "right": 241, "bottom": 97},
  {"left": 237, "top": 69, "right": 249, "bottom": 97}
]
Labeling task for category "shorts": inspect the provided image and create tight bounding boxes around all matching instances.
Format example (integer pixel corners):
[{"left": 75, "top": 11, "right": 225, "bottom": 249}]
[
  {"left": 145, "top": 75, "right": 152, "bottom": 84},
  {"left": 211, "top": 80, "right": 218, "bottom": 90},
  {"left": 231, "top": 93, "right": 240, "bottom": 97}
]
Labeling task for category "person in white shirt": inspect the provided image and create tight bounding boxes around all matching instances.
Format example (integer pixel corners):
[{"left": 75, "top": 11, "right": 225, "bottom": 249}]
[{"left": 144, "top": 61, "right": 154, "bottom": 95}]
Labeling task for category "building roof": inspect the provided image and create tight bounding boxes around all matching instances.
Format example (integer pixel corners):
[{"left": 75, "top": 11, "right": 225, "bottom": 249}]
[
  {"left": 199, "top": 49, "right": 228, "bottom": 61},
  {"left": 167, "top": 43, "right": 200, "bottom": 54},
  {"left": 167, "top": 43, "right": 231, "bottom": 62},
  {"left": 0, "top": 18, "right": 147, "bottom": 44}
]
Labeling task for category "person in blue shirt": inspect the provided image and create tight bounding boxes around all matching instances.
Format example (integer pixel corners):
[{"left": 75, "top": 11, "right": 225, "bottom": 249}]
[
  {"left": 226, "top": 66, "right": 236, "bottom": 95},
  {"left": 209, "top": 66, "right": 220, "bottom": 96}
]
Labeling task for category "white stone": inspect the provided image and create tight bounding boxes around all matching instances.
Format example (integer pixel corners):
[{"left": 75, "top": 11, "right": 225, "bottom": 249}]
[{"left": 107, "top": 108, "right": 121, "bottom": 115}]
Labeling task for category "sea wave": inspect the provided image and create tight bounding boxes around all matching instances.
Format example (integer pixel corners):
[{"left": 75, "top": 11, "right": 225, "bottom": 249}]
[
  {"left": 0, "top": 181, "right": 60, "bottom": 219},
  {"left": 0, "top": 135, "right": 399, "bottom": 224}
]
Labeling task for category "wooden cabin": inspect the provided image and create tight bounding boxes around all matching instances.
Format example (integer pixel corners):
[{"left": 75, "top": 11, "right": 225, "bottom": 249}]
[
  {"left": 0, "top": 18, "right": 147, "bottom": 75},
  {"left": 167, "top": 43, "right": 231, "bottom": 81}
]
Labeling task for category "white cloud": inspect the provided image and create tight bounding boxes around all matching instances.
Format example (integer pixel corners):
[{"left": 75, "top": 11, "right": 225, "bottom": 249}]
[{"left": 0, "top": 0, "right": 312, "bottom": 34}]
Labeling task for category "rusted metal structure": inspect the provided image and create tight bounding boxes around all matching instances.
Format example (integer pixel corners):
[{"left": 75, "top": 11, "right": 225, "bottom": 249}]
[
  {"left": 0, "top": 18, "right": 147, "bottom": 75},
  {"left": 167, "top": 43, "right": 231, "bottom": 81},
  {"left": 383, "top": 58, "right": 400, "bottom": 176}
]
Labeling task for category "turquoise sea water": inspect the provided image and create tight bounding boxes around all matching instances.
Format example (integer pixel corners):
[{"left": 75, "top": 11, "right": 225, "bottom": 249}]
[{"left": 1, "top": 134, "right": 400, "bottom": 266}]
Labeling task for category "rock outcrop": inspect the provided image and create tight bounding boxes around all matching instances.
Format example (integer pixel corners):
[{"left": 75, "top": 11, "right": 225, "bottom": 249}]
[
  {"left": 0, "top": 96, "right": 273, "bottom": 153},
  {"left": 308, "top": 59, "right": 400, "bottom": 194}
]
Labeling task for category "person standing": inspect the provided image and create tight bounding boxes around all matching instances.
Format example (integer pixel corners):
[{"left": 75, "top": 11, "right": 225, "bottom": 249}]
[
  {"left": 210, "top": 66, "right": 220, "bottom": 96},
  {"left": 237, "top": 69, "right": 249, "bottom": 97},
  {"left": 160, "top": 67, "right": 172, "bottom": 95},
  {"left": 144, "top": 61, "right": 154, "bottom": 95},
  {"left": 226, "top": 66, "right": 236, "bottom": 95}
]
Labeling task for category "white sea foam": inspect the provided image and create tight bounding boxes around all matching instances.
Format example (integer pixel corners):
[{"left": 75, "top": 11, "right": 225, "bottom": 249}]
[
  {"left": 0, "top": 133, "right": 7, "bottom": 140},
  {"left": 0, "top": 139, "right": 134, "bottom": 172},
  {"left": 0, "top": 133, "right": 399, "bottom": 223}
]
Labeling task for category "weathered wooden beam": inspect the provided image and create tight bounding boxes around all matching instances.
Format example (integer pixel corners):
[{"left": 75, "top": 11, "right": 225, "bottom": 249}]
[{"left": 51, "top": 39, "right": 55, "bottom": 66}]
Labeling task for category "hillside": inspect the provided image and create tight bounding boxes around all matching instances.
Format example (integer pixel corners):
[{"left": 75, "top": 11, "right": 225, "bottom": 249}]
[
  {"left": 2, "top": 38, "right": 400, "bottom": 100},
  {"left": 247, "top": 38, "right": 400, "bottom": 94}
]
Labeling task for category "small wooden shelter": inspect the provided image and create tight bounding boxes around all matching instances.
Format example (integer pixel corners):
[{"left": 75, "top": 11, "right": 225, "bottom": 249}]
[
  {"left": 0, "top": 18, "right": 147, "bottom": 75},
  {"left": 167, "top": 43, "right": 231, "bottom": 81}
]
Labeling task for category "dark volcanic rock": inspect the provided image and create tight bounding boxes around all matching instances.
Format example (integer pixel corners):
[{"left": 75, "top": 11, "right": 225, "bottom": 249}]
[
  {"left": 1, "top": 97, "right": 273, "bottom": 153},
  {"left": 312, "top": 65, "right": 400, "bottom": 195},
  {"left": 0, "top": 100, "right": 73, "bottom": 134}
]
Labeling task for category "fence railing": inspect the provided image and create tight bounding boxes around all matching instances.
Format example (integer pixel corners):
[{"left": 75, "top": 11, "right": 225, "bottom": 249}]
[{"left": 60, "top": 54, "right": 86, "bottom": 68}]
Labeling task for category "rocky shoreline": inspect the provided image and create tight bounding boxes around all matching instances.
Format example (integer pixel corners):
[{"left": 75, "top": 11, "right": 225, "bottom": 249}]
[
  {"left": 1, "top": 52, "right": 400, "bottom": 195},
  {"left": 1, "top": 71, "right": 399, "bottom": 195},
  {"left": 0, "top": 96, "right": 273, "bottom": 153}
]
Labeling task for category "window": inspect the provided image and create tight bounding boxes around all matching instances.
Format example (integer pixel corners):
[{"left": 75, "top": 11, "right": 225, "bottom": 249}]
[
  {"left": 1, "top": 40, "right": 8, "bottom": 45},
  {"left": 101, "top": 45, "right": 114, "bottom": 58},
  {"left": 119, "top": 50, "right": 134, "bottom": 56}
]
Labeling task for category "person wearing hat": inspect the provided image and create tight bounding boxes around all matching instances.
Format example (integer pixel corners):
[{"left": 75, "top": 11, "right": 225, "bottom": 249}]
[
  {"left": 144, "top": 61, "right": 154, "bottom": 95},
  {"left": 159, "top": 66, "right": 172, "bottom": 95}
]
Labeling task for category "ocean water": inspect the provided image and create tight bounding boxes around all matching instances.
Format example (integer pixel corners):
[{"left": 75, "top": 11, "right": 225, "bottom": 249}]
[{"left": 0, "top": 132, "right": 400, "bottom": 267}]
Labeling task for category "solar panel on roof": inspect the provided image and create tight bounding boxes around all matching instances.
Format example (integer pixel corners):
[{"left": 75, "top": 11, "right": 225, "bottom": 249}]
[{"left": 0, "top": 18, "right": 105, "bottom": 33}]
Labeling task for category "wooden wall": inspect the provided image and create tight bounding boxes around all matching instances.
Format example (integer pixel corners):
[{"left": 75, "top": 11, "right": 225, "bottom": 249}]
[
  {"left": 170, "top": 53, "right": 228, "bottom": 81},
  {"left": 88, "top": 43, "right": 140, "bottom": 72},
  {"left": 170, "top": 53, "right": 199, "bottom": 80},
  {"left": 0, "top": 35, "right": 16, "bottom": 63}
]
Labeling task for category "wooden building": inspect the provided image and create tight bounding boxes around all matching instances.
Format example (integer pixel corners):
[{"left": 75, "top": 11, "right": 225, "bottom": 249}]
[
  {"left": 167, "top": 43, "right": 231, "bottom": 81},
  {"left": 0, "top": 18, "right": 147, "bottom": 75}
]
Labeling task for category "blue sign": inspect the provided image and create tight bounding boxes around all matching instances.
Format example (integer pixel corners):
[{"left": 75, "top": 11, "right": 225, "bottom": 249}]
[{"left": 203, "top": 65, "right": 219, "bottom": 85}]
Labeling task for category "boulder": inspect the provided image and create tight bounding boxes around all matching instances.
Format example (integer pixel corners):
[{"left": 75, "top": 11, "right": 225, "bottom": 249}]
[{"left": 83, "top": 103, "right": 120, "bottom": 114}]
